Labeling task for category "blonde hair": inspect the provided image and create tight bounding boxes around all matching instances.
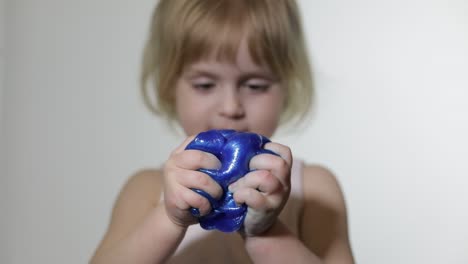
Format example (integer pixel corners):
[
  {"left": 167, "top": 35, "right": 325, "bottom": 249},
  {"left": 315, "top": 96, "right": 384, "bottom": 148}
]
[{"left": 141, "top": 0, "right": 313, "bottom": 125}]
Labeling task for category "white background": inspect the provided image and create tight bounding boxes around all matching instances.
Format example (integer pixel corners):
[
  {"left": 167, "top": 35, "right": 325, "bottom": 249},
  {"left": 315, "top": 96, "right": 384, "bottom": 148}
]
[{"left": 2, "top": 0, "right": 468, "bottom": 263}]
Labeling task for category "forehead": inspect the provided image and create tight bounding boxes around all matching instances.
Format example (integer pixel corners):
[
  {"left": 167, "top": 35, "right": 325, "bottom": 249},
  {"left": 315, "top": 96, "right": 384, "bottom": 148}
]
[
  {"left": 183, "top": 39, "right": 275, "bottom": 79},
  {"left": 182, "top": 26, "right": 257, "bottom": 66}
]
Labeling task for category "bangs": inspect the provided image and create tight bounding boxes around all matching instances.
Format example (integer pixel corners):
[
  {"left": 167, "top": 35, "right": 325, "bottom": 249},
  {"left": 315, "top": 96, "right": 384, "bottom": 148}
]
[
  {"left": 177, "top": 0, "right": 284, "bottom": 73},
  {"left": 182, "top": 6, "right": 244, "bottom": 64}
]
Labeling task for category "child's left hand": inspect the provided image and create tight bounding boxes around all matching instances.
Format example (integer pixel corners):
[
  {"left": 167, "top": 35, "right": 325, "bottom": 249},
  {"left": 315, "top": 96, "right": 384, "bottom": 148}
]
[{"left": 228, "top": 142, "right": 292, "bottom": 236}]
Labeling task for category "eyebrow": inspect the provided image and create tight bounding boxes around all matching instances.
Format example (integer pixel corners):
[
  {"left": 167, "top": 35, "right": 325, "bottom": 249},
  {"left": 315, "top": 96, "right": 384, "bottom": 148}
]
[
  {"left": 183, "top": 69, "right": 219, "bottom": 80},
  {"left": 240, "top": 72, "right": 278, "bottom": 82},
  {"left": 183, "top": 67, "right": 278, "bottom": 82}
]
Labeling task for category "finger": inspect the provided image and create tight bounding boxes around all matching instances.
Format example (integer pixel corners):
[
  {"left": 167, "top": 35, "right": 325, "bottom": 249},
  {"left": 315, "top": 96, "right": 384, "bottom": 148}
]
[
  {"left": 177, "top": 170, "right": 223, "bottom": 200},
  {"left": 232, "top": 188, "right": 269, "bottom": 210},
  {"left": 229, "top": 170, "right": 280, "bottom": 194},
  {"left": 249, "top": 153, "right": 291, "bottom": 187},
  {"left": 174, "top": 149, "right": 221, "bottom": 171},
  {"left": 263, "top": 142, "right": 293, "bottom": 167},
  {"left": 180, "top": 187, "right": 212, "bottom": 216},
  {"left": 171, "top": 136, "right": 196, "bottom": 155}
]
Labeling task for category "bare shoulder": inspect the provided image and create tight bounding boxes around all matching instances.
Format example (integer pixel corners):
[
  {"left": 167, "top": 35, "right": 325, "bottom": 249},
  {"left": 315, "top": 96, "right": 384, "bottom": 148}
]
[
  {"left": 115, "top": 168, "right": 164, "bottom": 208},
  {"left": 300, "top": 164, "right": 354, "bottom": 263},
  {"left": 110, "top": 168, "right": 164, "bottom": 227},
  {"left": 302, "top": 165, "right": 346, "bottom": 210},
  {"left": 93, "top": 169, "right": 164, "bottom": 254}
]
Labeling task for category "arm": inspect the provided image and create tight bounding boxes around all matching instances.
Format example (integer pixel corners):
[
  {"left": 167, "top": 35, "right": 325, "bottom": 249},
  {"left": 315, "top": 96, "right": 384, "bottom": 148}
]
[
  {"left": 91, "top": 137, "right": 222, "bottom": 263},
  {"left": 90, "top": 171, "right": 187, "bottom": 264},
  {"left": 300, "top": 165, "right": 355, "bottom": 263}
]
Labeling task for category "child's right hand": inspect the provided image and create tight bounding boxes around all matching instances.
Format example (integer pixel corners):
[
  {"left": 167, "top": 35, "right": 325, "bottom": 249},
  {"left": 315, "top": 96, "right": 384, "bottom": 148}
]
[{"left": 162, "top": 136, "right": 223, "bottom": 228}]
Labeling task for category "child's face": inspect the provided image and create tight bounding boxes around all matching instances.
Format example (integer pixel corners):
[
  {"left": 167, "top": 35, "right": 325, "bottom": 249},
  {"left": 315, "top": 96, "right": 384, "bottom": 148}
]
[{"left": 174, "top": 40, "right": 285, "bottom": 138}]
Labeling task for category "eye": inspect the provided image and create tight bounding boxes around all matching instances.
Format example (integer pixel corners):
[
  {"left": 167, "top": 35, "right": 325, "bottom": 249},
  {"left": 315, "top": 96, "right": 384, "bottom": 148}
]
[
  {"left": 193, "top": 82, "right": 215, "bottom": 91},
  {"left": 244, "top": 80, "right": 271, "bottom": 92},
  {"left": 247, "top": 84, "right": 269, "bottom": 91}
]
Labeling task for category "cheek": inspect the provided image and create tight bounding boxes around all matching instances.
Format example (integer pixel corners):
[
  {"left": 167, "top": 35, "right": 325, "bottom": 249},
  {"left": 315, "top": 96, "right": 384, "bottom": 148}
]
[
  {"left": 174, "top": 87, "right": 194, "bottom": 128},
  {"left": 175, "top": 82, "right": 197, "bottom": 115},
  {"left": 174, "top": 87, "right": 212, "bottom": 135},
  {"left": 266, "top": 90, "right": 286, "bottom": 118},
  {"left": 176, "top": 108, "right": 200, "bottom": 136},
  {"left": 249, "top": 95, "right": 285, "bottom": 136}
]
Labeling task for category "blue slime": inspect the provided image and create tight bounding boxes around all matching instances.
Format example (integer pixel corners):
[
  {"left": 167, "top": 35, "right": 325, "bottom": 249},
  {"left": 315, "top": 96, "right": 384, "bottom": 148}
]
[{"left": 185, "top": 129, "right": 276, "bottom": 232}]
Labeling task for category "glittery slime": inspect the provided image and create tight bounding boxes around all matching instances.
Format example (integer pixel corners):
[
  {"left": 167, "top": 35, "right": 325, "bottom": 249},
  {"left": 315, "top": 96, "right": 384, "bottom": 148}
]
[{"left": 185, "top": 129, "right": 276, "bottom": 232}]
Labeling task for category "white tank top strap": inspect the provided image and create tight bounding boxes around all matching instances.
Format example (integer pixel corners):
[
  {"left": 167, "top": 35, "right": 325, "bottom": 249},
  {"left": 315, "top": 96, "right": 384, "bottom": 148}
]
[{"left": 290, "top": 158, "right": 304, "bottom": 199}]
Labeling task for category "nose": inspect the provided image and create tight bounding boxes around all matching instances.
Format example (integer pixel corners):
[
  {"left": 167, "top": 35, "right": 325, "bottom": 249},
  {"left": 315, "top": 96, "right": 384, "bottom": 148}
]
[{"left": 219, "top": 89, "right": 245, "bottom": 119}]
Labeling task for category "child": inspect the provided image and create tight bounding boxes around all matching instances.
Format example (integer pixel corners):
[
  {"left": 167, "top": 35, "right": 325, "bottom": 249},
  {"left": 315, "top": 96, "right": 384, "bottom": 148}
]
[{"left": 91, "top": 0, "right": 354, "bottom": 263}]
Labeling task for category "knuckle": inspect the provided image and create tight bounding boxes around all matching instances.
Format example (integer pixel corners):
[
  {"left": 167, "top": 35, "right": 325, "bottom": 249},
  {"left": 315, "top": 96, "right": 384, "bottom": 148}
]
[
  {"left": 277, "top": 158, "right": 289, "bottom": 170},
  {"left": 252, "top": 194, "right": 266, "bottom": 209},
  {"left": 190, "top": 150, "right": 207, "bottom": 168},
  {"left": 166, "top": 162, "right": 180, "bottom": 173},
  {"left": 168, "top": 191, "right": 186, "bottom": 210},
  {"left": 170, "top": 152, "right": 185, "bottom": 168},
  {"left": 171, "top": 147, "right": 185, "bottom": 160},
  {"left": 272, "top": 194, "right": 286, "bottom": 206},
  {"left": 163, "top": 157, "right": 175, "bottom": 171},
  {"left": 269, "top": 176, "right": 281, "bottom": 190},
  {"left": 257, "top": 170, "right": 272, "bottom": 182},
  {"left": 165, "top": 195, "right": 176, "bottom": 208},
  {"left": 190, "top": 151, "right": 205, "bottom": 166},
  {"left": 234, "top": 188, "right": 247, "bottom": 202},
  {"left": 275, "top": 159, "right": 290, "bottom": 177},
  {"left": 233, "top": 175, "right": 245, "bottom": 187},
  {"left": 193, "top": 192, "right": 206, "bottom": 206},
  {"left": 195, "top": 196, "right": 210, "bottom": 213},
  {"left": 193, "top": 172, "right": 209, "bottom": 187},
  {"left": 174, "top": 150, "right": 204, "bottom": 169},
  {"left": 247, "top": 188, "right": 258, "bottom": 199}
]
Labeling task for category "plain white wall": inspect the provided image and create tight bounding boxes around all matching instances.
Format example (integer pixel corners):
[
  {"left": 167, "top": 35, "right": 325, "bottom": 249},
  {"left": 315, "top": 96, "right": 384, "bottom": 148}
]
[
  {"left": 0, "top": 0, "right": 6, "bottom": 258},
  {"left": 3, "top": 0, "right": 468, "bottom": 263}
]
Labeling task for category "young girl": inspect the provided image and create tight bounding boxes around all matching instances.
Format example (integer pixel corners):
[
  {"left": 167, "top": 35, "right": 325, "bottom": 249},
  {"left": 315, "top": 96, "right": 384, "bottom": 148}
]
[{"left": 91, "top": 0, "right": 354, "bottom": 263}]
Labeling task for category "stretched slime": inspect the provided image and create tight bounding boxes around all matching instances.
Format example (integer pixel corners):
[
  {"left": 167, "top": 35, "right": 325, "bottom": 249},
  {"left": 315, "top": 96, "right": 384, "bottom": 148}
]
[{"left": 185, "top": 129, "right": 276, "bottom": 232}]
